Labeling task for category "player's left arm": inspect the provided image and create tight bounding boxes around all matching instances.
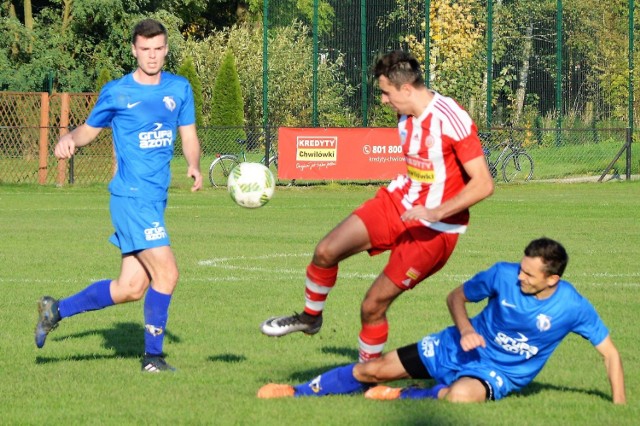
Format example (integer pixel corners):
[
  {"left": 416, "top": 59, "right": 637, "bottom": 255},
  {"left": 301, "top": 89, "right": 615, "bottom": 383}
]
[
  {"left": 402, "top": 155, "right": 494, "bottom": 222},
  {"left": 179, "top": 124, "right": 202, "bottom": 192},
  {"left": 594, "top": 335, "right": 626, "bottom": 404}
]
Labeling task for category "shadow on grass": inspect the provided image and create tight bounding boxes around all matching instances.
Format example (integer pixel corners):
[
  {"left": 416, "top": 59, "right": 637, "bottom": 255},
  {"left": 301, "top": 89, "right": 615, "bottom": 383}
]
[
  {"left": 518, "top": 381, "right": 612, "bottom": 402},
  {"left": 320, "top": 345, "right": 359, "bottom": 360},
  {"left": 207, "top": 353, "right": 247, "bottom": 363},
  {"left": 34, "top": 321, "right": 181, "bottom": 364}
]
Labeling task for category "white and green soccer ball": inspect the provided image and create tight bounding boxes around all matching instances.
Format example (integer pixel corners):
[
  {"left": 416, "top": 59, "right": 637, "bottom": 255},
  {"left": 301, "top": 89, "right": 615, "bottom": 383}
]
[{"left": 227, "top": 162, "right": 276, "bottom": 208}]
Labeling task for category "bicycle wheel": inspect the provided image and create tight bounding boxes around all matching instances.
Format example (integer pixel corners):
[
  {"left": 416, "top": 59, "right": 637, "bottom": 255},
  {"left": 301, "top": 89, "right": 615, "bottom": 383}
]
[
  {"left": 266, "top": 155, "right": 278, "bottom": 180},
  {"left": 501, "top": 151, "right": 533, "bottom": 183},
  {"left": 208, "top": 155, "right": 240, "bottom": 187}
]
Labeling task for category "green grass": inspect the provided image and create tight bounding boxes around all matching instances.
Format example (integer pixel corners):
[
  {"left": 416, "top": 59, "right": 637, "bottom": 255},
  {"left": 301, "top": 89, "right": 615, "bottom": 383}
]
[{"left": 0, "top": 181, "right": 639, "bottom": 424}]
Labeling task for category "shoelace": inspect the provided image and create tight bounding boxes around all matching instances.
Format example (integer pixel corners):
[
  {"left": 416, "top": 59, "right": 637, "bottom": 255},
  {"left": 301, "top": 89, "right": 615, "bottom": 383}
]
[{"left": 276, "top": 312, "right": 304, "bottom": 326}]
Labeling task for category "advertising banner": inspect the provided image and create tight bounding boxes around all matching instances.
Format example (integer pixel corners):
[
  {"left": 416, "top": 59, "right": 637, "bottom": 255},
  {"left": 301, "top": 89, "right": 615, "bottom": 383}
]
[{"left": 277, "top": 127, "right": 405, "bottom": 180}]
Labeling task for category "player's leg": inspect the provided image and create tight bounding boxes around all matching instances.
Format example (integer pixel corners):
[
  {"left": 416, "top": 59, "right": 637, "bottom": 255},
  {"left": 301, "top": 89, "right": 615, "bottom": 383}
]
[
  {"left": 135, "top": 246, "right": 179, "bottom": 372},
  {"left": 358, "top": 230, "right": 459, "bottom": 361},
  {"left": 35, "top": 255, "right": 152, "bottom": 349},
  {"left": 358, "top": 273, "right": 403, "bottom": 362},
  {"left": 257, "top": 348, "right": 410, "bottom": 399},
  {"left": 364, "top": 342, "right": 446, "bottom": 401},
  {"left": 260, "top": 214, "right": 371, "bottom": 337},
  {"left": 441, "top": 377, "right": 488, "bottom": 403}
]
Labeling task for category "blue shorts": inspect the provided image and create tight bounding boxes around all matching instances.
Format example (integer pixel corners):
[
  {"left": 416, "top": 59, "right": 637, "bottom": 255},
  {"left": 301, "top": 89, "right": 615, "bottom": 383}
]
[
  {"left": 415, "top": 327, "right": 515, "bottom": 400},
  {"left": 109, "top": 195, "right": 170, "bottom": 254}
]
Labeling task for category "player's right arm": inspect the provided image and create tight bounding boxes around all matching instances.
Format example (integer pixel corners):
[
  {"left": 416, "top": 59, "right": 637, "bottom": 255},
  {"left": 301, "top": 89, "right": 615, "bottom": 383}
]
[
  {"left": 446, "top": 286, "right": 486, "bottom": 351},
  {"left": 55, "top": 123, "right": 103, "bottom": 159}
]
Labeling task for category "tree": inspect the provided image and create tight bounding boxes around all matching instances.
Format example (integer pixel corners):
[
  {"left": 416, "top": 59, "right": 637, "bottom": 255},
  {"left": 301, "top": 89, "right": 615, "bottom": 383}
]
[
  {"left": 95, "top": 68, "right": 111, "bottom": 92},
  {"left": 177, "top": 55, "right": 205, "bottom": 127},
  {"left": 210, "top": 48, "right": 245, "bottom": 143}
]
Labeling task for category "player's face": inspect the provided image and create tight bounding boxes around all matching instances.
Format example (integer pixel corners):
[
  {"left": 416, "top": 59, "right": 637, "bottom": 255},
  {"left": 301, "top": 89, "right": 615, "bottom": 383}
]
[
  {"left": 131, "top": 34, "right": 168, "bottom": 77},
  {"left": 518, "top": 256, "right": 560, "bottom": 299},
  {"left": 378, "top": 75, "right": 411, "bottom": 114}
]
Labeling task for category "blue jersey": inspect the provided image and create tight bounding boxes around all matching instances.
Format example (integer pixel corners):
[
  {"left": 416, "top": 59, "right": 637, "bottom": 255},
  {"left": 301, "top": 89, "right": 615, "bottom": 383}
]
[
  {"left": 460, "top": 262, "right": 609, "bottom": 390},
  {"left": 87, "top": 72, "right": 196, "bottom": 200}
]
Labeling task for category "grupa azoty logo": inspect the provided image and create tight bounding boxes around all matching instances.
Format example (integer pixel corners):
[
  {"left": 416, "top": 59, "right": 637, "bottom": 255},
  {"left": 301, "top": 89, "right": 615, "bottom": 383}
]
[{"left": 139, "top": 122, "right": 173, "bottom": 149}]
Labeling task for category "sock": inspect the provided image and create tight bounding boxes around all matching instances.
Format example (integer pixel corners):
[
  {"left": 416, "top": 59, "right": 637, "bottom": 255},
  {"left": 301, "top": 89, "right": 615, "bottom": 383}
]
[
  {"left": 358, "top": 321, "right": 388, "bottom": 362},
  {"left": 294, "top": 364, "right": 366, "bottom": 397},
  {"left": 400, "top": 384, "right": 447, "bottom": 400},
  {"left": 58, "top": 279, "right": 114, "bottom": 319},
  {"left": 144, "top": 287, "right": 172, "bottom": 356},
  {"left": 303, "top": 264, "right": 338, "bottom": 316}
]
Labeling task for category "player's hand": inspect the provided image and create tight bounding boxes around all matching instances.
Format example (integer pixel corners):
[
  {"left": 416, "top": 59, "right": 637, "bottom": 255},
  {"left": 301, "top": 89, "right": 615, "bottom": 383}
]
[
  {"left": 54, "top": 136, "right": 76, "bottom": 159},
  {"left": 401, "top": 205, "right": 441, "bottom": 223},
  {"left": 188, "top": 168, "right": 202, "bottom": 192},
  {"left": 460, "top": 330, "right": 486, "bottom": 352}
]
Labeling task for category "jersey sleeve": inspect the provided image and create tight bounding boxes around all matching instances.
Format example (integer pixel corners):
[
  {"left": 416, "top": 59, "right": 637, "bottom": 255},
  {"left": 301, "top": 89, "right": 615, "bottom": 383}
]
[
  {"left": 178, "top": 82, "right": 196, "bottom": 127},
  {"left": 572, "top": 296, "right": 610, "bottom": 346},
  {"left": 86, "top": 85, "right": 116, "bottom": 129},
  {"left": 451, "top": 123, "right": 484, "bottom": 164},
  {"left": 462, "top": 262, "right": 503, "bottom": 302}
]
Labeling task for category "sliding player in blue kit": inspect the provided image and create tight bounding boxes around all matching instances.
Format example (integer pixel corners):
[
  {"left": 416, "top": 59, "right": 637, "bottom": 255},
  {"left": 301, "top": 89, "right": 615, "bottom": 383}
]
[
  {"left": 258, "top": 238, "right": 626, "bottom": 404},
  {"left": 34, "top": 18, "right": 203, "bottom": 372}
]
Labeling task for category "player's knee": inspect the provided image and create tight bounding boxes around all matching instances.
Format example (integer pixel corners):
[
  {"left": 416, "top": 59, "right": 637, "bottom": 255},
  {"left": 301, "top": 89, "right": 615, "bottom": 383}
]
[
  {"left": 443, "top": 385, "right": 484, "bottom": 403},
  {"left": 118, "top": 282, "right": 148, "bottom": 302},
  {"left": 354, "top": 359, "right": 386, "bottom": 382},
  {"left": 313, "top": 242, "right": 337, "bottom": 267},
  {"left": 360, "top": 299, "right": 386, "bottom": 323}
]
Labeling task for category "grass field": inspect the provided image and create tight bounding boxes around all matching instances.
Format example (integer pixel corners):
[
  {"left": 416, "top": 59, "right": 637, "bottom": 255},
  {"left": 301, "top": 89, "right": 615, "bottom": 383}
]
[{"left": 0, "top": 181, "right": 639, "bottom": 425}]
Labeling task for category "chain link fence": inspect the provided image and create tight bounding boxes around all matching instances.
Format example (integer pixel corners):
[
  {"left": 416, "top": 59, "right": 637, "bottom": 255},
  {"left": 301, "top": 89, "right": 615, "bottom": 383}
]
[
  {"left": 1, "top": 92, "right": 637, "bottom": 185},
  {"left": 1, "top": 1, "right": 638, "bottom": 185}
]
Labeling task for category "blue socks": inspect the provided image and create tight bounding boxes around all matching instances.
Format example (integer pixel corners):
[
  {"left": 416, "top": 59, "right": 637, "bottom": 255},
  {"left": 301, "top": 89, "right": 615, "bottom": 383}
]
[
  {"left": 291, "top": 363, "right": 446, "bottom": 399},
  {"left": 400, "top": 384, "right": 447, "bottom": 399},
  {"left": 143, "top": 287, "right": 172, "bottom": 356},
  {"left": 294, "top": 364, "right": 366, "bottom": 397},
  {"left": 58, "top": 279, "right": 114, "bottom": 318},
  {"left": 57, "top": 281, "right": 171, "bottom": 356}
]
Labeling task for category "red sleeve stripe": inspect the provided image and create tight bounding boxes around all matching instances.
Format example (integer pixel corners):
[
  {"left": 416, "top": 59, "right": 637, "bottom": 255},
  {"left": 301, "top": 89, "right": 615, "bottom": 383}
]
[{"left": 434, "top": 98, "right": 470, "bottom": 141}]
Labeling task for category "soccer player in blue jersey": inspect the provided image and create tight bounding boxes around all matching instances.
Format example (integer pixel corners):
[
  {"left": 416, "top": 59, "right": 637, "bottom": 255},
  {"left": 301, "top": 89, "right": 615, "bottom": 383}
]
[
  {"left": 34, "top": 18, "right": 203, "bottom": 373},
  {"left": 257, "top": 238, "right": 626, "bottom": 404}
]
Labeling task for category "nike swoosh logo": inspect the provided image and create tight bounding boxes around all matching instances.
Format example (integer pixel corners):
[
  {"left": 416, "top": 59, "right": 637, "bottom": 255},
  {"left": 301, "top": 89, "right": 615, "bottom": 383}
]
[
  {"left": 127, "top": 102, "right": 141, "bottom": 109},
  {"left": 501, "top": 299, "right": 516, "bottom": 308}
]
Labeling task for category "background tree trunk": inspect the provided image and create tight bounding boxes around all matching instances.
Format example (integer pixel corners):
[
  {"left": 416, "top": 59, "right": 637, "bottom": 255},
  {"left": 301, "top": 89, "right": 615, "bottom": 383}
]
[{"left": 514, "top": 21, "right": 533, "bottom": 125}]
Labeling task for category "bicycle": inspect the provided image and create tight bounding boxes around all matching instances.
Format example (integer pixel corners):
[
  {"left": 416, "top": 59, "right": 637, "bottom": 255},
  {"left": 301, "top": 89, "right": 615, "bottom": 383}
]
[
  {"left": 208, "top": 137, "right": 278, "bottom": 187},
  {"left": 480, "top": 130, "right": 534, "bottom": 183}
]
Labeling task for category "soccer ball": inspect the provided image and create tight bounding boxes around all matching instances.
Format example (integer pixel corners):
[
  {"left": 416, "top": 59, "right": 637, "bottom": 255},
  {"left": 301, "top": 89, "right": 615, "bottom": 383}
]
[{"left": 227, "top": 162, "right": 276, "bottom": 208}]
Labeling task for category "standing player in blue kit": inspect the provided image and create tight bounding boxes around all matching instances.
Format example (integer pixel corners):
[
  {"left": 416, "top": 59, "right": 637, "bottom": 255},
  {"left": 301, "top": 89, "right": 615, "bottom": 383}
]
[{"left": 34, "top": 18, "right": 202, "bottom": 373}]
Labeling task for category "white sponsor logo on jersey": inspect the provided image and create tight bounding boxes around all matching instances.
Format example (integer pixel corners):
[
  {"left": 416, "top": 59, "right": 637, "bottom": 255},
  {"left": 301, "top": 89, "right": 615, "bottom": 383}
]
[
  {"left": 139, "top": 123, "right": 173, "bottom": 149},
  {"left": 495, "top": 332, "right": 539, "bottom": 359}
]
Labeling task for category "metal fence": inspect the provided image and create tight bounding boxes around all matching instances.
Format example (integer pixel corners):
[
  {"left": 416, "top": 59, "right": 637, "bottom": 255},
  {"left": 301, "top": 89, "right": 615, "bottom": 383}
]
[
  {"left": 0, "top": 88, "right": 636, "bottom": 185},
  {"left": 1, "top": 1, "right": 638, "bottom": 184}
]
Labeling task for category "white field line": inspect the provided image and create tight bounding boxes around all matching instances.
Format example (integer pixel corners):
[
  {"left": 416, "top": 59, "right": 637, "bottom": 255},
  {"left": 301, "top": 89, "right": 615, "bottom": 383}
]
[{"left": 195, "top": 253, "right": 640, "bottom": 287}]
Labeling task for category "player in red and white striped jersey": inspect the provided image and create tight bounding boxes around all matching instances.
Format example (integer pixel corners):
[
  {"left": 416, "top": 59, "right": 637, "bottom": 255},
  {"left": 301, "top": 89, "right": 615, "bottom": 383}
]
[{"left": 261, "top": 50, "right": 494, "bottom": 363}]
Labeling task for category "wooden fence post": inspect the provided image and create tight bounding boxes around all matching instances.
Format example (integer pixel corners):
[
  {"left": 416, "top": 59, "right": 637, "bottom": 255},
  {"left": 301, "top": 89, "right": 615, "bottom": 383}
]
[{"left": 57, "top": 93, "right": 70, "bottom": 186}]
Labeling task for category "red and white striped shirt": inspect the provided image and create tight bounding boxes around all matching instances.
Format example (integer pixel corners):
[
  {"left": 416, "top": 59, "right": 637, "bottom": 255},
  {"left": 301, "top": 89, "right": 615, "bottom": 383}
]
[{"left": 387, "top": 92, "right": 484, "bottom": 233}]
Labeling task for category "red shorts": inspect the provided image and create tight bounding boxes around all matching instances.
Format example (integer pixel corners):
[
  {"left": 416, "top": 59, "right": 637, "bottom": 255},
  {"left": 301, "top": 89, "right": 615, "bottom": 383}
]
[{"left": 353, "top": 188, "right": 459, "bottom": 290}]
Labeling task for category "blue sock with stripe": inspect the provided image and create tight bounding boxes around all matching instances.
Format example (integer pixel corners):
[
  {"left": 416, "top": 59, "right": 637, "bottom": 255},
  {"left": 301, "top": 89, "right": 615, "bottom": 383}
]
[
  {"left": 294, "top": 364, "right": 366, "bottom": 397},
  {"left": 144, "top": 287, "right": 172, "bottom": 356},
  {"left": 400, "top": 384, "right": 447, "bottom": 399},
  {"left": 58, "top": 279, "right": 114, "bottom": 318}
]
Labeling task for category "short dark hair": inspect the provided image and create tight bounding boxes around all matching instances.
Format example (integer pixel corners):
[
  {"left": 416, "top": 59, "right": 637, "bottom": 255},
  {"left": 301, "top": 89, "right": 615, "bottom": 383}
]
[
  {"left": 132, "top": 19, "right": 168, "bottom": 45},
  {"left": 373, "top": 50, "right": 424, "bottom": 88},
  {"left": 524, "top": 237, "right": 568, "bottom": 277}
]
